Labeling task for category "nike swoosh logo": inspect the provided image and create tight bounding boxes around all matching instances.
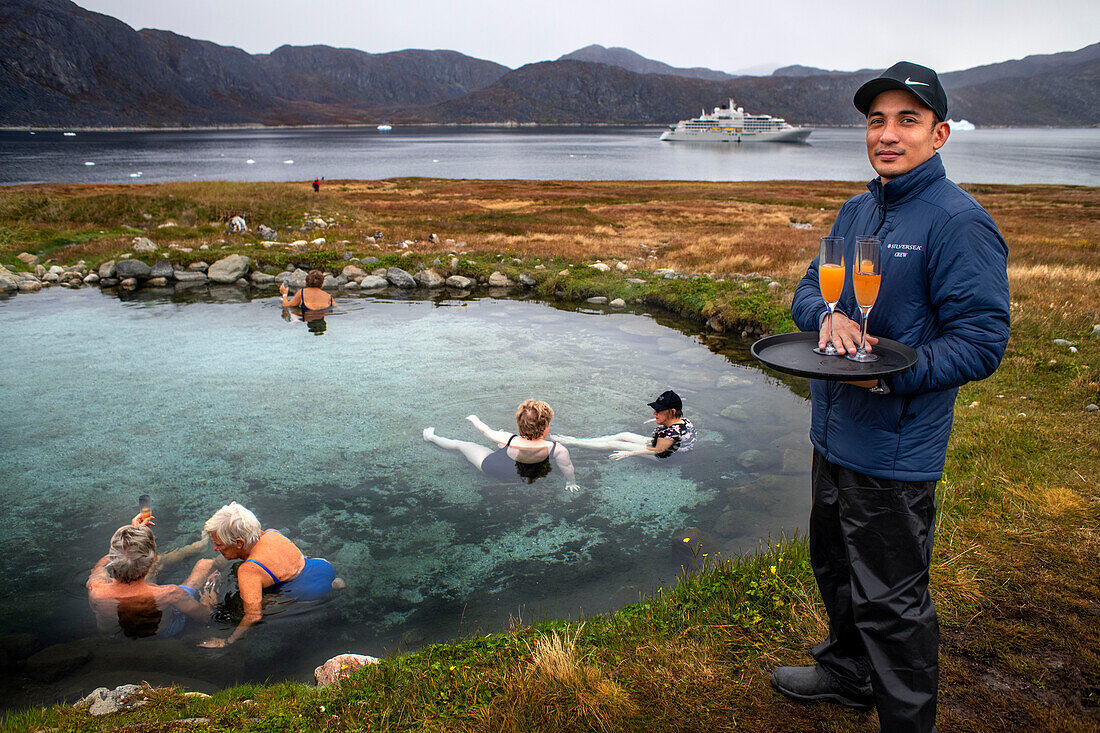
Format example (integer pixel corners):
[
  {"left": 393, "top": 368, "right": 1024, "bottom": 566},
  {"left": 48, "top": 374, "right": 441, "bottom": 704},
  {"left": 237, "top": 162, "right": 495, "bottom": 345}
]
[{"left": 905, "top": 77, "right": 930, "bottom": 87}]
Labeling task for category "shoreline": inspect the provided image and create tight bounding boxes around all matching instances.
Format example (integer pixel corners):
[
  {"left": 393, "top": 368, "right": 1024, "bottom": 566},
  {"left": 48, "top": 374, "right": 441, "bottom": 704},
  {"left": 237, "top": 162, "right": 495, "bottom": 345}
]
[{"left": 0, "top": 178, "right": 1096, "bottom": 731}]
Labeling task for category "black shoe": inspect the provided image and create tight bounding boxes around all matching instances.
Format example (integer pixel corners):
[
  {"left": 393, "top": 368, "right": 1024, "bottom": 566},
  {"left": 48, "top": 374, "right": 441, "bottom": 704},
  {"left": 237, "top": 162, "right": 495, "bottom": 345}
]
[{"left": 770, "top": 665, "right": 874, "bottom": 711}]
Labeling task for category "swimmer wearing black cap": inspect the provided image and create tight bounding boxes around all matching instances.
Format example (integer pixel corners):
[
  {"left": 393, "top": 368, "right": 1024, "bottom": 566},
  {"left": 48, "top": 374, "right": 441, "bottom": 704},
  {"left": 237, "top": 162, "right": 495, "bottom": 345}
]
[{"left": 552, "top": 389, "right": 697, "bottom": 461}]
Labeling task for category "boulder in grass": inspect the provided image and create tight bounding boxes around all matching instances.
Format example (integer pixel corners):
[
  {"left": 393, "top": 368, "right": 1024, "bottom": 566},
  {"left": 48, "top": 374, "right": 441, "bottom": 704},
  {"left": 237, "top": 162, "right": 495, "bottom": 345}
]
[
  {"left": 207, "top": 255, "right": 251, "bottom": 284},
  {"left": 0, "top": 266, "right": 22, "bottom": 292},
  {"left": 342, "top": 265, "right": 367, "bottom": 279},
  {"left": 227, "top": 216, "right": 248, "bottom": 234},
  {"left": 132, "top": 237, "right": 157, "bottom": 254},
  {"left": 446, "top": 275, "right": 474, "bottom": 289},
  {"left": 173, "top": 270, "right": 207, "bottom": 282},
  {"left": 75, "top": 684, "right": 147, "bottom": 716},
  {"left": 518, "top": 273, "right": 537, "bottom": 287},
  {"left": 149, "top": 260, "right": 173, "bottom": 279},
  {"left": 314, "top": 653, "right": 380, "bottom": 688},
  {"left": 98, "top": 260, "right": 117, "bottom": 279},
  {"left": 385, "top": 267, "right": 416, "bottom": 289},
  {"left": 115, "top": 259, "right": 151, "bottom": 280},
  {"left": 256, "top": 224, "right": 277, "bottom": 240},
  {"left": 16, "top": 252, "right": 39, "bottom": 266},
  {"left": 359, "top": 275, "right": 387, "bottom": 289},
  {"left": 488, "top": 271, "right": 514, "bottom": 287},
  {"left": 415, "top": 269, "right": 445, "bottom": 288},
  {"left": 250, "top": 271, "right": 275, "bottom": 285}
]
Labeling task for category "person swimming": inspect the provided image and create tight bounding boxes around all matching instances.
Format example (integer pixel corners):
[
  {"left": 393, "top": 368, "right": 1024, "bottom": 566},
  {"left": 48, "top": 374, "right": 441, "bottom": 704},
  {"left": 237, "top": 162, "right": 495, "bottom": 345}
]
[
  {"left": 198, "top": 502, "right": 341, "bottom": 648},
  {"left": 423, "top": 399, "right": 580, "bottom": 492},
  {"left": 87, "top": 513, "right": 219, "bottom": 639},
  {"left": 553, "top": 389, "right": 697, "bottom": 461}
]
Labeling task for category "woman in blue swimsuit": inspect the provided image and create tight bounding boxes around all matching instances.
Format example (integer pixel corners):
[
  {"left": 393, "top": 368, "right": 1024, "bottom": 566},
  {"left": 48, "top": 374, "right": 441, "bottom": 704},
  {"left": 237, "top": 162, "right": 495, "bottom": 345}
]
[{"left": 424, "top": 399, "right": 579, "bottom": 492}]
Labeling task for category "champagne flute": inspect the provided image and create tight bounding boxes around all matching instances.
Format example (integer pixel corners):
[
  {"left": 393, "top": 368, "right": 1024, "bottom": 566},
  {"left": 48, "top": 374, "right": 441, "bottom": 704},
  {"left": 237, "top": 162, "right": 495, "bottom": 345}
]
[
  {"left": 813, "top": 236, "right": 845, "bottom": 355},
  {"left": 847, "top": 236, "right": 881, "bottom": 363}
]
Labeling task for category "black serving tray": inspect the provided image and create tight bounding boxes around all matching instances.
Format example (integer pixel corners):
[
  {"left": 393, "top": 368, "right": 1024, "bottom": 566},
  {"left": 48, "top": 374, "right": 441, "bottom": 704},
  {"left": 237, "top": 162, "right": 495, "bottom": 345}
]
[{"left": 751, "top": 332, "right": 917, "bottom": 381}]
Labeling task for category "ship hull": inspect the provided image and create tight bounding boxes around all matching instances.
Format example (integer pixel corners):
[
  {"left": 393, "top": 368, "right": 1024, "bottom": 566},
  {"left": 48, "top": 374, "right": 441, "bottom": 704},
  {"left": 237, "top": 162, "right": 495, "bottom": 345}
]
[{"left": 660, "top": 127, "right": 812, "bottom": 143}]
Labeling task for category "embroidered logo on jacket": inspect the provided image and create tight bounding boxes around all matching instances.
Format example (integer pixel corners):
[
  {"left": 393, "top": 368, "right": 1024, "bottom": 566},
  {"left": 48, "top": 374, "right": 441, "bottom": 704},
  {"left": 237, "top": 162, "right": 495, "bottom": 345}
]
[{"left": 886, "top": 242, "right": 923, "bottom": 258}]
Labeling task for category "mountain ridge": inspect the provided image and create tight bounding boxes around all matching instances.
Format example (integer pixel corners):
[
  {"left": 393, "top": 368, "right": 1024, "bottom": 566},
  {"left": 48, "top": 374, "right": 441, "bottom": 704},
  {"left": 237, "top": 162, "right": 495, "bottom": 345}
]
[{"left": 1, "top": 0, "right": 1095, "bottom": 128}]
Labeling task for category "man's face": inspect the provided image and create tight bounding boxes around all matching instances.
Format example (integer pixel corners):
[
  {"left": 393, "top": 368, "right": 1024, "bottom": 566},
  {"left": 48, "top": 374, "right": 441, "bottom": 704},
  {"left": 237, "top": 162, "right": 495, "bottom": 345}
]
[{"left": 865, "top": 89, "right": 950, "bottom": 183}]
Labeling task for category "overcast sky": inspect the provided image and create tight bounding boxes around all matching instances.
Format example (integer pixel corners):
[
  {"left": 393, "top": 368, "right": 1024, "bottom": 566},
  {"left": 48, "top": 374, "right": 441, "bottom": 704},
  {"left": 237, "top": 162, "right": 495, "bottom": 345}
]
[{"left": 76, "top": 0, "right": 1097, "bottom": 75}]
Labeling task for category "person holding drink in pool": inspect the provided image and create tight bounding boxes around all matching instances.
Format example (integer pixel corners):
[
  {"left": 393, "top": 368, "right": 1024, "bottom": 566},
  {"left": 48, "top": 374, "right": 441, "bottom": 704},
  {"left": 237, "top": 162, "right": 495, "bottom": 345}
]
[
  {"left": 780, "top": 62, "right": 1010, "bottom": 731},
  {"left": 87, "top": 501, "right": 219, "bottom": 639}
]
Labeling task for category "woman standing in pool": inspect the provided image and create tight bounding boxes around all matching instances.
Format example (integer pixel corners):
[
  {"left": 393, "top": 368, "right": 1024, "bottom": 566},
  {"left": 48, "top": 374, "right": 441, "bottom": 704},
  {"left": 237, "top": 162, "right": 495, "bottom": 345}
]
[
  {"left": 424, "top": 399, "right": 580, "bottom": 492},
  {"left": 553, "top": 390, "right": 697, "bottom": 461},
  {"left": 280, "top": 270, "right": 334, "bottom": 313}
]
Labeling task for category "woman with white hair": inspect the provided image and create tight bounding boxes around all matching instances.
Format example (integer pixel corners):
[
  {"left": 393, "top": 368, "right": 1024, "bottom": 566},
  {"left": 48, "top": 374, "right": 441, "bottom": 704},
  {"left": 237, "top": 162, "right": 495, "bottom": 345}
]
[
  {"left": 87, "top": 513, "right": 218, "bottom": 638},
  {"left": 199, "top": 502, "right": 338, "bottom": 648}
]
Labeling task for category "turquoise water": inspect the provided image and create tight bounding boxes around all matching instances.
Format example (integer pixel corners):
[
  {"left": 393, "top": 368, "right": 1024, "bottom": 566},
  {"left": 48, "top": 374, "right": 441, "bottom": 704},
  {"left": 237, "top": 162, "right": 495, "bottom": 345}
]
[{"left": 0, "top": 287, "right": 811, "bottom": 707}]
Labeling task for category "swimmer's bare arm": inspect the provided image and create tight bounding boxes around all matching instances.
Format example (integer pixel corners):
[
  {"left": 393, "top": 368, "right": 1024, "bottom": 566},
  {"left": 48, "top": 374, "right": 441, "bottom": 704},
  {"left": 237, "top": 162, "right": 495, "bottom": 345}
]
[
  {"left": 280, "top": 283, "right": 302, "bottom": 308},
  {"left": 553, "top": 444, "right": 580, "bottom": 493},
  {"left": 199, "top": 565, "right": 264, "bottom": 648},
  {"left": 465, "top": 415, "right": 512, "bottom": 446},
  {"left": 166, "top": 584, "right": 218, "bottom": 622},
  {"left": 610, "top": 437, "right": 670, "bottom": 461}
]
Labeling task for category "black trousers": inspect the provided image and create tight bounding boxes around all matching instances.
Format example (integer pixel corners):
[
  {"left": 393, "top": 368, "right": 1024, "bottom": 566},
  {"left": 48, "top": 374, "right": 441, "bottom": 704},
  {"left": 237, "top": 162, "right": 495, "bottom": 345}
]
[{"left": 809, "top": 451, "right": 939, "bottom": 733}]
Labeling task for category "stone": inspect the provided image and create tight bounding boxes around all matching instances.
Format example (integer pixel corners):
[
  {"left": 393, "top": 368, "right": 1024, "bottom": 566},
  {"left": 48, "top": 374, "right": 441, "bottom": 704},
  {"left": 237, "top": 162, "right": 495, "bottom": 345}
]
[
  {"left": 385, "top": 267, "right": 417, "bottom": 288},
  {"left": 1052, "top": 338, "right": 1073, "bottom": 346},
  {"left": 609, "top": 298, "right": 626, "bottom": 308},
  {"left": 558, "top": 269, "right": 570, "bottom": 276},
  {"left": 446, "top": 275, "right": 474, "bottom": 289},
  {"left": 310, "top": 237, "right": 326, "bottom": 246},
  {"left": 1092, "top": 324, "right": 1100, "bottom": 336},
  {"left": 83, "top": 273, "right": 100, "bottom": 284},
  {"left": 119, "top": 277, "right": 138, "bottom": 288},
  {"left": 344, "top": 280, "right": 359, "bottom": 289},
  {"left": 371, "top": 267, "right": 387, "bottom": 277},
  {"left": 75, "top": 684, "right": 147, "bottom": 716},
  {"left": 518, "top": 273, "right": 537, "bottom": 287},
  {"left": 188, "top": 261, "right": 209, "bottom": 272},
  {"left": 26, "top": 643, "right": 91, "bottom": 682},
  {"left": 131, "top": 237, "right": 157, "bottom": 253},
  {"left": 488, "top": 271, "right": 515, "bottom": 287},
  {"left": 16, "top": 252, "right": 39, "bottom": 266},
  {"left": 589, "top": 262, "right": 611, "bottom": 272},
  {"left": 149, "top": 260, "right": 173, "bottom": 279},
  {"left": 534, "top": 264, "right": 546, "bottom": 270},
  {"left": 18, "top": 280, "right": 42, "bottom": 292},
  {"left": 227, "top": 216, "right": 248, "bottom": 233},
  {"left": 586, "top": 296, "right": 608, "bottom": 304},
  {"left": 146, "top": 277, "right": 169, "bottom": 287},
  {"left": 235, "top": 277, "right": 249, "bottom": 287},
  {"left": 207, "top": 255, "right": 251, "bottom": 283},
  {"left": 286, "top": 268, "right": 309, "bottom": 288},
  {"left": 256, "top": 224, "right": 277, "bottom": 240},
  {"left": 779, "top": 448, "right": 807, "bottom": 475},
  {"left": 250, "top": 271, "right": 275, "bottom": 284},
  {"left": 342, "top": 265, "right": 367, "bottom": 279},
  {"left": 359, "top": 275, "right": 388, "bottom": 289},
  {"left": 362, "top": 256, "right": 379, "bottom": 265},
  {"left": 314, "top": 653, "right": 380, "bottom": 688},
  {"left": 42, "top": 271, "right": 61, "bottom": 283},
  {"left": 35, "top": 264, "right": 46, "bottom": 278},
  {"left": 1086, "top": 404, "right": 1099, "bottom": 412},
  {"left": 738, "top": 448, "right": 778, "bottom": 472},
  {"left": 322, "top": 275, "right": 341, "bottom": 289},
  {"left": 429, "top": 233, "right": 440, "bottom": 244},
  {"left": 173, "top": 270, "right": 207, "bottom": 282},
  {"left": 99, "top": 278, "right": 120, "bottom": 287},
  {"left": 98, "top": 260, "right": 117, "bottom": 279},
  {"left": 115, "top": 259, "right": 151, "bottom": 279},
  {"left": 768, "top": 281, "right": 781, "bottom": 290},
  {"left": 615, "top": 261, "right": 629, "bottom": 271},
  {"left": 415, "top": 269, "right": 445, "bottom": 288},
  {"left": 626, "top": 278, "right": 646, "bottom": 284}
]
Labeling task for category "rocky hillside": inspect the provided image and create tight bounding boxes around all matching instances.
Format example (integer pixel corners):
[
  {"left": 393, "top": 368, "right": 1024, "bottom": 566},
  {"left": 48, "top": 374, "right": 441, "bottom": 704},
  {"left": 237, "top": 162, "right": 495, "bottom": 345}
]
[{"left": 1, "top": 0, "right": 1095, "bottom": 127}]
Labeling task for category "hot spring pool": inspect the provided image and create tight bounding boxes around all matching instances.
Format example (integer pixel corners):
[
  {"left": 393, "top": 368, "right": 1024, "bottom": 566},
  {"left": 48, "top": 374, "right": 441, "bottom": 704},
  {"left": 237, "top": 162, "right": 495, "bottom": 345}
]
[{"left": 0, "top": 286, "right": 811, "bottom": 708}]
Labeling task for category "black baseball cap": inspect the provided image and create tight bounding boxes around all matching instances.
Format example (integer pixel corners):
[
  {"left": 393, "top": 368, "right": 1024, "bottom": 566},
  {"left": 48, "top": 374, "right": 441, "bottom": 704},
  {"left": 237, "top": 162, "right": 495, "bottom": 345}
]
[
  {"left": 647, "top": 390, "right": 682, "bottom": 412},
  {"left": 853, "top": 61, "right": 949, "bottom": 122}
]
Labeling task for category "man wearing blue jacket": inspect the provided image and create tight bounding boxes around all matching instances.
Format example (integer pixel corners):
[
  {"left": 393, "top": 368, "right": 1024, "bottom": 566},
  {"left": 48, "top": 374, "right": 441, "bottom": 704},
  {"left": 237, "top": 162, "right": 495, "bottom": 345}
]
[{"left": 773, "top": 62, "right": 1010, "bottom": 731}]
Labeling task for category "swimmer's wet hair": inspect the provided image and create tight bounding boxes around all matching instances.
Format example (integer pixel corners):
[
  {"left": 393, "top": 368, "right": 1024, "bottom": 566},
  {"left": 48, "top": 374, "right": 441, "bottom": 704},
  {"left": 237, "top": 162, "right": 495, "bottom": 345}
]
[
  {"left": 107, "top": 525, "right": 157, "bottom": 582},
  {"left": 515, "top": 399, "right": 554, "bottom": 440},
  {"left": 204, "top": 502, "right": 262, "bottom": 548},
  {"left": 306, "top": 269, "right": 325, "bottom": 288}
]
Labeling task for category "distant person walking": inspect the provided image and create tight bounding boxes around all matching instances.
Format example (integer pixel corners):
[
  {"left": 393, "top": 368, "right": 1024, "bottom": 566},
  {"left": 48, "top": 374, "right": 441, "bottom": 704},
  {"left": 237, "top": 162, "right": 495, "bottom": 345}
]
[{"left": 311, "top": 179, "right": 320, "bottom": 193}]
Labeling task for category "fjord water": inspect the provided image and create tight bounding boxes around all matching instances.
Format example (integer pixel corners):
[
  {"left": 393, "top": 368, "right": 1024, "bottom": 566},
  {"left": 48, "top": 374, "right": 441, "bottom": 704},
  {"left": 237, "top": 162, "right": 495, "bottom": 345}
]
[
  {"left": 1, "top": 126, "right": 1097, "bottom": 186},
  {"left": 0, "top": 288, "right": 810, "bottom": 707}
]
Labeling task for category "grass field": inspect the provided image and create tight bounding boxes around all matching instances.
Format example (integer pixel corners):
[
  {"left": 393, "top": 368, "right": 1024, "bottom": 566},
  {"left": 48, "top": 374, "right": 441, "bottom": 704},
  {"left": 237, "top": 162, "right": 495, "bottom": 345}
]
[{"left": 0, "top": 179, "right": 1097, "bottom": 731}]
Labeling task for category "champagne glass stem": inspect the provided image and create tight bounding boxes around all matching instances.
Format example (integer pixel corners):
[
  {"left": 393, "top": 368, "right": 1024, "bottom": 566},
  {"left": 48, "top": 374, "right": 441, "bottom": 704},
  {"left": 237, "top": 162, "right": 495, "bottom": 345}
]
[
  {"left": 828, "top": 305, "right": 836, "bottom": 348},
  {"left": 858, "top": 306, "right": 871, "bottom": 354}
]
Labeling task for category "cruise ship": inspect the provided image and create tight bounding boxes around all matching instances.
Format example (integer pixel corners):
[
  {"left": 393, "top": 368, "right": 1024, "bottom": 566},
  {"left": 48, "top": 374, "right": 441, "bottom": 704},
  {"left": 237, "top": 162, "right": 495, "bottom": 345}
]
[{"left": 660, "top": 99, "right": 811, "bottom": 143}]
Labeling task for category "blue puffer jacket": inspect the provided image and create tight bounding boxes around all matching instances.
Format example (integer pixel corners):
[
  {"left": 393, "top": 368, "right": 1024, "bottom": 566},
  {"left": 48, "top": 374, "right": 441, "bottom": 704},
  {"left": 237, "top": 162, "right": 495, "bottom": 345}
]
[{"left": 791, "top": 154, "right": 1010, "bottom": 481}]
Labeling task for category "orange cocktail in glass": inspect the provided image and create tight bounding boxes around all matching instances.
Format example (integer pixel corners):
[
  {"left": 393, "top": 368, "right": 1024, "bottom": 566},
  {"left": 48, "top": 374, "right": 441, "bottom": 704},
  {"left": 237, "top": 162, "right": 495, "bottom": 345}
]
[{"left": 813, "top": 236, "right": 846, "bottom": 356}]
